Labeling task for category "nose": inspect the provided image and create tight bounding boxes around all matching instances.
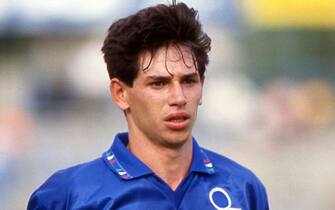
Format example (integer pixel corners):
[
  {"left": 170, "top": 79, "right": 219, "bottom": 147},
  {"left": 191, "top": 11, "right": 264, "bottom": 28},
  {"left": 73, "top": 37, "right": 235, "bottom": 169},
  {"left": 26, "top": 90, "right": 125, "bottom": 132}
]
[{"left": 168, "top": 83, "right": 187, "bottom": 107}]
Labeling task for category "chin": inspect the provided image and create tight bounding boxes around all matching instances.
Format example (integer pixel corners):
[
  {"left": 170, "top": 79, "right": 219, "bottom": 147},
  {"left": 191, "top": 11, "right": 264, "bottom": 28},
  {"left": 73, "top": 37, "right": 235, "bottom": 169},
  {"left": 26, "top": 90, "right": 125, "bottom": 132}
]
[{"left": 160, "top": 131, "right": 192, "bottom": 149}]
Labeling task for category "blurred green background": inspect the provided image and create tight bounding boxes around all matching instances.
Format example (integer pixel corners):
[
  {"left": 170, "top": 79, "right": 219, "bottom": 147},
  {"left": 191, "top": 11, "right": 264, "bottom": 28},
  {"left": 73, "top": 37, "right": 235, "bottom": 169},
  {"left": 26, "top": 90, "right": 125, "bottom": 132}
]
[{"left": 1, "top": 0, "right": 335, "bottom": 209}]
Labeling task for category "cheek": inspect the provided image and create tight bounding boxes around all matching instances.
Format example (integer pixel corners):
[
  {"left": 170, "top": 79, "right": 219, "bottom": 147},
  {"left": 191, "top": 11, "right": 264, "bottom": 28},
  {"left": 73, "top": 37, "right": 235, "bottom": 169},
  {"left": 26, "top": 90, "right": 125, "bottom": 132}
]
[
  {"left": 132, "top": 93, "right": 165, "bottom": 115},
  {"left": 186, "top": 87, "right": 203, "bottom": 102},
  {"left": 145, "top": 90, "right": 170, "bottom": 105}
]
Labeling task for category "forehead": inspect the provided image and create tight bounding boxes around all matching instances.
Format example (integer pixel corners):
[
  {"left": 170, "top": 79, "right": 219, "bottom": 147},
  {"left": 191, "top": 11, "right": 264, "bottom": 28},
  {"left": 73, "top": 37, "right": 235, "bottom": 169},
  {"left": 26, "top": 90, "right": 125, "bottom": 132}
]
[{"left": 138, "top": 44, "right": 196, "bottom": 76}]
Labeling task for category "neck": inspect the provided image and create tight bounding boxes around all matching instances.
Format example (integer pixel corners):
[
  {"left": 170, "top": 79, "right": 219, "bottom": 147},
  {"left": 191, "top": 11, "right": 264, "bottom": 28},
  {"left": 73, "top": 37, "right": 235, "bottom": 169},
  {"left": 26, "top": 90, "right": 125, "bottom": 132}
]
[{"left": 128, "top": 132, "right": 193, "bottom": 191}]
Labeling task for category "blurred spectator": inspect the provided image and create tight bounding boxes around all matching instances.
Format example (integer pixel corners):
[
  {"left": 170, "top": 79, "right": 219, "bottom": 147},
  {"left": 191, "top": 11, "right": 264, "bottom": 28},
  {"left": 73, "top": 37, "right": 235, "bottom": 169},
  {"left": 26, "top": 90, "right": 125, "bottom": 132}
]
[
  {"left": 257, "top": 79, "right": 335, "bottom": 141},
  {"left": 31, "top": 65, "right": 76, "bottom": 113},
  {"left": 293, "top": 80, "right": 335, "bottom": 127},
  {"left": 0, "top": 108, "right": 33, "bottom": 204}
]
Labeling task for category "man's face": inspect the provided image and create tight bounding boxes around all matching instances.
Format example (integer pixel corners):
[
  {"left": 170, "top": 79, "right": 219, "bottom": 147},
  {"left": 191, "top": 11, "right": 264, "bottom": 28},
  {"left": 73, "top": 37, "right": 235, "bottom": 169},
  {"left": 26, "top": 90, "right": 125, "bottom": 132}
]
[{"left": 124, "top": 45, "right": 204, "bottom": 148}]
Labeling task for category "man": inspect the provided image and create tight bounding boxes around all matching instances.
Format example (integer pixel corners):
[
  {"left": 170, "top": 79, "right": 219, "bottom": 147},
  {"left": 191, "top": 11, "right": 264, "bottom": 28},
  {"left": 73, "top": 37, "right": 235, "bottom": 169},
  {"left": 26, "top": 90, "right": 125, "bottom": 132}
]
[{"left": 28, "top": 1, "right": 269, "bottom": 210}]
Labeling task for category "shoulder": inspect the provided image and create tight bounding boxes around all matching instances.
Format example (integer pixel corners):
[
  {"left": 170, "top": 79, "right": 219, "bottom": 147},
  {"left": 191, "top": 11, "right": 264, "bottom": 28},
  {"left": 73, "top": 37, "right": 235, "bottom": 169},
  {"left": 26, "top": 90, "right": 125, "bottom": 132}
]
[
  {"left": 203, "top": 148, "right": 267, "bottom": 190},
  {"left": 27, "top": 157, "right": 107, "bottom": 210},
  {"left": 204, "top": 148, "right": 269, "bottom": 209},
  {"left": 204, "top": 148, "right": 259, "bottom": 180},
  {"left": 44, "top": 157, "right": 107, "bottom": 186}
]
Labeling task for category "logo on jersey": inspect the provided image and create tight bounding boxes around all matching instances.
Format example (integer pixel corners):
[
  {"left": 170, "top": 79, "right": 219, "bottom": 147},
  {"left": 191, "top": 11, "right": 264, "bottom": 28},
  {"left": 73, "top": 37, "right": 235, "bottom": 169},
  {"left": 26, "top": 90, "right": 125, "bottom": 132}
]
[
  {"left": 106, "top": 152, "right": 133, "bottom": 179},
  {"left": 209, "top": 187, "right": 242, "bottom": 210}
]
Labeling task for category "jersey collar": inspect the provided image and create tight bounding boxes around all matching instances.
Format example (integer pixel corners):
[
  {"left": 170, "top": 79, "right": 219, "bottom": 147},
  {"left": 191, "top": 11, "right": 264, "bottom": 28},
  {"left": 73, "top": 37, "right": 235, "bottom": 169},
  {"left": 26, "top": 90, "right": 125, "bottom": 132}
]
[
  {"left": 190, "top": 140, "right": 216, "bottom": 175},
  {"left": 103, "top": 132, "right": 216, "bottom": 180}
]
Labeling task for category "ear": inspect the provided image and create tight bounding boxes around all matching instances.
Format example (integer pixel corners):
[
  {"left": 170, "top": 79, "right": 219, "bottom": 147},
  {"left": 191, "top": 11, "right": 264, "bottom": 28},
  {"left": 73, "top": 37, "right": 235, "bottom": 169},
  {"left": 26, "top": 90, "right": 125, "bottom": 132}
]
[
  {"left": 200, "top": 76, "right": 205, "bottom": 87},
  {"left": 199, "top": 76, "right": 205, "bottom": 105},
  {"left": 109, "top": 78, "right": 130, "bottom": 110}
]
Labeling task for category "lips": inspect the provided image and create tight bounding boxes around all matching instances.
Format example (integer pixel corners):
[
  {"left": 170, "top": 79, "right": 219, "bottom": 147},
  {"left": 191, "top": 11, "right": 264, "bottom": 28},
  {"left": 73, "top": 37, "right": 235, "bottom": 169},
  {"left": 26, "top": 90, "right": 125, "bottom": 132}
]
[{"left": 164, "top": 111, "right": 191, "bottom": 130}]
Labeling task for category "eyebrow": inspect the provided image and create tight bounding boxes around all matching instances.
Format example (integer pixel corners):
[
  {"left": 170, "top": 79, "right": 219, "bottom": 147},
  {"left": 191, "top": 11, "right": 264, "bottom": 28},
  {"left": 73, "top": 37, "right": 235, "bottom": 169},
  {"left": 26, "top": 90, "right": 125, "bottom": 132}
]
[
  {"left": 145, "top": 72, "right": 199, "bottom": 81},
  {"left": 181, "top": 72, "right": 199, "bottom": 79}
]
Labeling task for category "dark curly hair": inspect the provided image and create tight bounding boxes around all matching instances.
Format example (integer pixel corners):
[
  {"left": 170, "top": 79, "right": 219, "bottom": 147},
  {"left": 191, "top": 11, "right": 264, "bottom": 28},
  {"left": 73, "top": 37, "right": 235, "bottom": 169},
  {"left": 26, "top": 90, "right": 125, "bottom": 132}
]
[{"left": 101, "top": 1, "right": 211, "bottom": 87}]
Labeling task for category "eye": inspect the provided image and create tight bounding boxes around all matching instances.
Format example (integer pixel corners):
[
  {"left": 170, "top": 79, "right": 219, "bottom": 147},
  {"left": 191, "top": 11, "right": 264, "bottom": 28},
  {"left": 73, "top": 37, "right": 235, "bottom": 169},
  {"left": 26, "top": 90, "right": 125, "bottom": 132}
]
[
  {"left": 182, "top": 78, "right": 198, "bottom": 85},
  {"left": 150, "top": 80, "right": 167, "bottom": 88}
]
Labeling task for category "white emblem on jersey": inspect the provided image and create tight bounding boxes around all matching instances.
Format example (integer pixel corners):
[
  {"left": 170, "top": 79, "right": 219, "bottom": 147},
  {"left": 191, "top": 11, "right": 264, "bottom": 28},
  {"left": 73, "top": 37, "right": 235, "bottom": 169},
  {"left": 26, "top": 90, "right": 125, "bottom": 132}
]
[
  {"left": 205, "top": 162, "right": 213, "bottom": 168},
  {"left": 107, "top": 154, "right": 114, "bottom": 160},
  {"left": 209, "top": 187, "right": 242, "bottom": 210},
  {"left": 118, "top": 171, "right": 127, "bottom": 176}
]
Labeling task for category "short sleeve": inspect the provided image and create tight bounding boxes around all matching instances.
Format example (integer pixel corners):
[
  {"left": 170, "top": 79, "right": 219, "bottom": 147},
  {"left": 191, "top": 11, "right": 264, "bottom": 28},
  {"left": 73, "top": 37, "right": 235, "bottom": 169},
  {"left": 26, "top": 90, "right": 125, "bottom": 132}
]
[
  {"left": 27, "top": 171, "right": 69, "bottom": 210},
  {"left": 246, "top": 173, "right": 269, "bottom": 210}
]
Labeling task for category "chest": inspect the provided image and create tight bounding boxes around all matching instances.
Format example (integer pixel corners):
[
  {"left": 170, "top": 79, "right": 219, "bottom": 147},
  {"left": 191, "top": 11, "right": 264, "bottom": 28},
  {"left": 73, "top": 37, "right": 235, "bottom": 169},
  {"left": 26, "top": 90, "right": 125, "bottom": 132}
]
[{"left": 69, "top": 175, "right": 247, "bottom": 210}]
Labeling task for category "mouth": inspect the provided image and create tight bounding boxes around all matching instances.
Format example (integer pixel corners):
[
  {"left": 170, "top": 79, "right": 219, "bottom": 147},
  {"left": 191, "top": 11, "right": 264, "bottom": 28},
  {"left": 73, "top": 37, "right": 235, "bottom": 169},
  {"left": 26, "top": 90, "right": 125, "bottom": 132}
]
[{"left": 164, "top": 112, "right": 191, "bottom": 130}]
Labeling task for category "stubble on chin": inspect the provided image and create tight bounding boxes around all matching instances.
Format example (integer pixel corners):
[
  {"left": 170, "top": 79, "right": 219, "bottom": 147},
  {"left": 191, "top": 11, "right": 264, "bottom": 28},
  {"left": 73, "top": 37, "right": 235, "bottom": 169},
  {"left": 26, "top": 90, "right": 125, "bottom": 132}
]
[{"left": 156, "top": 132, "right": 192, "bottom": 150}]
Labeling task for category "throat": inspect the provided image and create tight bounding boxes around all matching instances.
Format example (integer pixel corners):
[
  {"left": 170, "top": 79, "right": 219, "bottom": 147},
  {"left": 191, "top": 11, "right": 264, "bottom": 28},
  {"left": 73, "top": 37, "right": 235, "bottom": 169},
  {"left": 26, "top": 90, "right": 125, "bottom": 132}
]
[
  {"left": 153, "top": 155, "right": 191, "bottom": 191},
  {"left": 127, "top": 136, "right": 193, "bottom": 191},
  {"left": 163, "top": 173, "right": 186, "bottom": 191}
]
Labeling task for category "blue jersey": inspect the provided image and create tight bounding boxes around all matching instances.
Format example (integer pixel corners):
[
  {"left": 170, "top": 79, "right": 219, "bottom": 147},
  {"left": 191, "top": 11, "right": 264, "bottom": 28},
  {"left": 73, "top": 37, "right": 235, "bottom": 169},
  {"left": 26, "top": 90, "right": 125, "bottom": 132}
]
[{"left": 27, "top": 132, "right": 269, "bottom": 210}]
